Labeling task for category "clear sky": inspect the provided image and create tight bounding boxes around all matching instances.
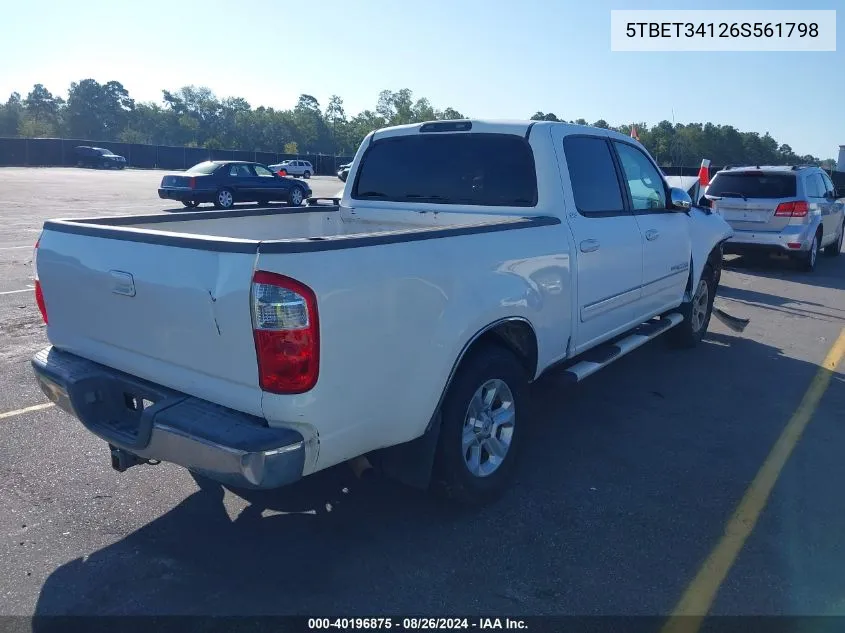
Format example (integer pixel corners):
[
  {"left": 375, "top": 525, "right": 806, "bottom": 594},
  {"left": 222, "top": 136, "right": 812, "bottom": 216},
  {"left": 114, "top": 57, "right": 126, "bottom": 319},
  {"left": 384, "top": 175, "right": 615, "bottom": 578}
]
[{"left": 1, "top": 0, "right": 841, "bottom": 159}]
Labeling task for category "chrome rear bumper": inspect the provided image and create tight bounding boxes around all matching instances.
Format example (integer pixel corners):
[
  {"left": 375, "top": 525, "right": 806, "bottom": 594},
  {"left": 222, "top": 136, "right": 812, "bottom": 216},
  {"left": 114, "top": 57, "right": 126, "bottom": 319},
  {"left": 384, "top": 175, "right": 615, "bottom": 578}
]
[{"left": 32, "top": 346, "right": 305, "bottom": 490}]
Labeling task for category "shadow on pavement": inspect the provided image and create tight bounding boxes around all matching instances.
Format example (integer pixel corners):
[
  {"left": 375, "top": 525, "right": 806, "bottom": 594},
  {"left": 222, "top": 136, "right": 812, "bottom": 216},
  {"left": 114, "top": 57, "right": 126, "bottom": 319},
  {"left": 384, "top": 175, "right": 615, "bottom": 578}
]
[
  {"left": 31, "top": 329, "right": 844, "bottom": 618},
  {"left": 718, "top": 254, "right": 845, "bottom": 324},
  {"left": 723, "top": 252, "right": 845, "bottom": 293}
]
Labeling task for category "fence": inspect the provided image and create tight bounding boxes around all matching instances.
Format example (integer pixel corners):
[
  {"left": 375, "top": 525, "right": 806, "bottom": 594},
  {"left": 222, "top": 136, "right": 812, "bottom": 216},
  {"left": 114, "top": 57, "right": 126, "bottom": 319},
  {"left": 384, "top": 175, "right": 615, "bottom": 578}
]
[
  {"left": 0, "top": 138, "right": 729, "bottom": 177},
  {"left": 2, "top": 137, "right": 841, "bottom": 185},
  {"left": 0, "top": 137, "right": 355, "bottom": 175}
]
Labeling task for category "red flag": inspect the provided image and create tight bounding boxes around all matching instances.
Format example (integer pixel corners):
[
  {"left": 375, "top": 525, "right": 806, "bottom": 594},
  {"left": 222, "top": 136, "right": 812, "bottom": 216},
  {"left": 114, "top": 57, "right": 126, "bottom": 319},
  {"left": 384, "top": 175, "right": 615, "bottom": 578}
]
[
  {"left": 698, "top": 159, "right": 711, "bottom": 187},
  {"left": 630, "top": 124, "right": 640, "bottom": 141}
]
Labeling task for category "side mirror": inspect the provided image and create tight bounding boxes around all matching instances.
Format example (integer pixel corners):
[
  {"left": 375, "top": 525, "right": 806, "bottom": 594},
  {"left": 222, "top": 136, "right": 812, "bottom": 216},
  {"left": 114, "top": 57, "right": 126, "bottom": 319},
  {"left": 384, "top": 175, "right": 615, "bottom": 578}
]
[{"left": 669, "top": 187, "right": 692, "bottom": 211}]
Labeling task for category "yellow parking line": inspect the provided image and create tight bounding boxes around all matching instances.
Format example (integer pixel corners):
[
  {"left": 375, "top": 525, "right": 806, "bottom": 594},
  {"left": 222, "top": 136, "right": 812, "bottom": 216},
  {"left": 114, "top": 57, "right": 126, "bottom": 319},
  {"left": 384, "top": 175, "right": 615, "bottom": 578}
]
[
  {"left": 0, "top": 402, "right": 54, "bottom": 420},
  {"left": 662, "top": 326, "right": 845, "bottom": 633}
]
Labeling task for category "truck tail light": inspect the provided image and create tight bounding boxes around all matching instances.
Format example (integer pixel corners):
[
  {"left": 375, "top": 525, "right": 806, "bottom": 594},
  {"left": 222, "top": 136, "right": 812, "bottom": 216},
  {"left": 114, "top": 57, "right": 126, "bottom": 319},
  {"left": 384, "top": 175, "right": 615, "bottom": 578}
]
[
  {"left": 33, "top": 237, "right": 48, "bottom": 324},
  {"left": 775, "top": 201, "right": 809, "bottom": 217},
  {"left": 251, "top": 271, "right": 319, "bottom": 394},
  {"left": 188, "top": 176, "right": 196, "bottom": 189}
]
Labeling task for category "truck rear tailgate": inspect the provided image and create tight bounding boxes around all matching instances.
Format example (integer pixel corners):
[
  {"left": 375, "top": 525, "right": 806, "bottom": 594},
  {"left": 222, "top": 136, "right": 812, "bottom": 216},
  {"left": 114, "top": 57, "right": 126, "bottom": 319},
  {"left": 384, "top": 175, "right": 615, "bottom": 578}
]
[{"left": 36, "top": 228, "right": 264, "bottom": 416}]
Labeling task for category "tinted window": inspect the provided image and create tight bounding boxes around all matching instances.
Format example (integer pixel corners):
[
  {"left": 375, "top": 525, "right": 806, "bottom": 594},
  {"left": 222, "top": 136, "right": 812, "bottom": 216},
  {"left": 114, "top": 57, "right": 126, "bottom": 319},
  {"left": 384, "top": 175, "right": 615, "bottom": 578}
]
[
  {"left": 707, "top": 172, "right": 796, "bottom": 199},
  {"left": 614, "top": 142, "right": 666, "bottom": 211},
  {"left": 562, "top": 136, "right": 625, "bottom": 215},
  {"left": 186, "top": 162, "right": 219, "bottom": 175},
  {"left": 352, "top": 133, "right": 537, "bottom": 206},
  {"left": 228, "top": 164, "right": 253, "bottom": 177},
  {"left": 254, "top": 165, "right": 274, "bottom": 177}
]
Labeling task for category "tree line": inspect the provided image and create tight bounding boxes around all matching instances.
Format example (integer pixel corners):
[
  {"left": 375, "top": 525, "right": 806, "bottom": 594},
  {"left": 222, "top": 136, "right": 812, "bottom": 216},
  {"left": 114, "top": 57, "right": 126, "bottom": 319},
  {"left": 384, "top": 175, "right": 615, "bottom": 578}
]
[{"left": 0, "top": 78, "right": 834, "bottom": 168}]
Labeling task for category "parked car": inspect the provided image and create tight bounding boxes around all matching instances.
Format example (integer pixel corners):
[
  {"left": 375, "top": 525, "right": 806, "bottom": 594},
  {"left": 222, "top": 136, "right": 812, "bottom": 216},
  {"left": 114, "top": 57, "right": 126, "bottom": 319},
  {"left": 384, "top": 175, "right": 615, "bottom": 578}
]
[
  {"left": 31, "top": 120, "right": 731, "bottom": 506},
  {"left": 74, "top": 146, "right": 126, "bottom": 169},
  {"left": 337, "top": 162, "right": 352, "bottom": 182},
  {"left": 706, "top": 165, "right": 845, "bottom": 271},
  {"left": 157, "top": 161, "right": 312, "bottom": 209},
  {"left": 268, "top": 159, "right": 313, "bottom": 178}
]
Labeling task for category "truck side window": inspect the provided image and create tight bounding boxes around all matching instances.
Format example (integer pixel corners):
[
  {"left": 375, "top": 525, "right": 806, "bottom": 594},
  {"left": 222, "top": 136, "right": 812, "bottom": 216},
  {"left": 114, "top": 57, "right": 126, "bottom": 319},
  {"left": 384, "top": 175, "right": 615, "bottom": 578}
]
[
  {"left": 562, "top": 136, "right": 625, "bottom": 216},
  {"left": 613, "top": 142, "right": 667, "bottom": 211}
]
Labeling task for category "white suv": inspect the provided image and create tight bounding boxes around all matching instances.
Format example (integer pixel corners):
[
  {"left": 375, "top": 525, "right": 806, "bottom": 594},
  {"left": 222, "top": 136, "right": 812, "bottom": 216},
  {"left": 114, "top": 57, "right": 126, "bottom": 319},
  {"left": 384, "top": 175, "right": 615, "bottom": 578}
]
[
  {"left": 707, "top": 165, "right": 844, "bottom": 271},
  {"left": 269, "top": 160, "right": 313, "bottom": 178}
]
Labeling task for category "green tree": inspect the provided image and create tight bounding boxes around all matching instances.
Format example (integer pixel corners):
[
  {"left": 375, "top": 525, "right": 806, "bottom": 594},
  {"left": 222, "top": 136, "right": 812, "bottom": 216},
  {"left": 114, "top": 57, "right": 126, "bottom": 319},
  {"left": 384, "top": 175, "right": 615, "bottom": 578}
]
[
  {"left": 293, "top": 94, "right": 328, "bottom": 152},
  {"left": 324, "top": 95, "right": 347, "bottom": 152},
  {"left": 0, "top": 92, "right": 24, "bottom": 136},
  {"left": 436, "top": 107, "right": 465, "bottom": 120},
  {"left": 23, "top": 84, "right": 63, "bottom": 133},
  {"left": 530, "top": 111, "right": 559, "bottom": 122},
  {"left": 18, "top": 116, "right": 55, "bottom": 137},
  {"left": 65, "top": 79, "right": 134, "bottom": 139}
]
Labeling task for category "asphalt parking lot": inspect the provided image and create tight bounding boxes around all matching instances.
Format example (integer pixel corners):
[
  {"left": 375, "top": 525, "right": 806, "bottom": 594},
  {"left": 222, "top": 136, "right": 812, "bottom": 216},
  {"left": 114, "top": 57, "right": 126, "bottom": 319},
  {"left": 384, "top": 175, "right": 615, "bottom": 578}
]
[{"left": 1, "top": 167, "right": 844, "bottom": 621}]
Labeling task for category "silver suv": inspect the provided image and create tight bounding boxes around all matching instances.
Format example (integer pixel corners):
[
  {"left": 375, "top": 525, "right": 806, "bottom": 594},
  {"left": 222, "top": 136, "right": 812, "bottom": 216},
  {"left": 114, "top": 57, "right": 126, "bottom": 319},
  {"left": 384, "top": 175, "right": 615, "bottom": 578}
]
[
  {"left": 707, "top": 165, "right": 844, "bottom": 271},
  {"left": 269, "top": 160, "right": 313, "bottom": 178}
]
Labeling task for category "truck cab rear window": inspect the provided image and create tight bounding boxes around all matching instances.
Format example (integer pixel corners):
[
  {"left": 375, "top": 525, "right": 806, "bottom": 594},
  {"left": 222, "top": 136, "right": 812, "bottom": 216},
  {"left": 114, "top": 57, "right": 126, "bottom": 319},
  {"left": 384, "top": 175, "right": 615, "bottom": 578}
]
[
  {"left": 352, "top": 133, "right": 537, "bottom": 206},
  {"left": 707, "top": 172, "right": 796, "bottom": 199}
]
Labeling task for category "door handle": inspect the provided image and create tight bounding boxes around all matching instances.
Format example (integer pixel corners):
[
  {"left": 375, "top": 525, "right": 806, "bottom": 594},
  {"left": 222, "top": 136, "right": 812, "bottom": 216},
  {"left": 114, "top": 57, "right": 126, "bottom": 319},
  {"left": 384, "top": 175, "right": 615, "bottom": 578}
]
[
  {"left": 645, "top": 229, "right": 660, "bottom": 241},
  {"left": 580, "top": 239, "right": 600, "bottom": 253}
]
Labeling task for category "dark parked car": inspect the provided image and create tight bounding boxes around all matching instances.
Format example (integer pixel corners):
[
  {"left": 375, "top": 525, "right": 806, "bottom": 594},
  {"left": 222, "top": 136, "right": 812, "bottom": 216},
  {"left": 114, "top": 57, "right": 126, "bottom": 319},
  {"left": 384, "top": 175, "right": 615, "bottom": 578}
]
[
  {"left": 158, "top": 161, "right": 313, "bottom": 209},
  {"left": 74, "top": 146, "right": 126, "bottom": 169}
]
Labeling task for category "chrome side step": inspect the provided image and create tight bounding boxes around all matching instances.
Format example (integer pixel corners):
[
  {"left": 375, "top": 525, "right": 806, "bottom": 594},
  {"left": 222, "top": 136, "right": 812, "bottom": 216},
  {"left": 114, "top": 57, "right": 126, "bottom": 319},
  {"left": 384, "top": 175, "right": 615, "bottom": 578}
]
[{"left": 561, "top": 312, "right": 684, "bottom": 384}]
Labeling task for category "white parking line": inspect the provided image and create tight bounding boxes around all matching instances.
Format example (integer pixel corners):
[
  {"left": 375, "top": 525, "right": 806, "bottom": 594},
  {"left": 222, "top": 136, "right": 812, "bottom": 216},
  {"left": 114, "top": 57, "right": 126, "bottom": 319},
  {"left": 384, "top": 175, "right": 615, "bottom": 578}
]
[
  {"left": 0, "top": 286, "right": 34, "bottom": 296},
  {"left": 0, "top": 403, "right": 54, "bottom": 420},
  {"left": 0, "top": 245, "right": 33, "bottom": 251}
]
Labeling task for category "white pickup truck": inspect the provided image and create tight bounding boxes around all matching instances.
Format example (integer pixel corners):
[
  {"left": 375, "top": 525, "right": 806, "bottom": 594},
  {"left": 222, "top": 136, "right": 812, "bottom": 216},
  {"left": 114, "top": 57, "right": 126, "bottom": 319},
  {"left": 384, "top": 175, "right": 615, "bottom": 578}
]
[{"left": 31, "top": 120, "right": 733, "bottom": 505}]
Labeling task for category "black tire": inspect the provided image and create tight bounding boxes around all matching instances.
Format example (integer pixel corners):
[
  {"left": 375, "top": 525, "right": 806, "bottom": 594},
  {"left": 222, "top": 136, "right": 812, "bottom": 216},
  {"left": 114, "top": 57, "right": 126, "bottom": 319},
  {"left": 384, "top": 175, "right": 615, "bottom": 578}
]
[
  {"left": 303, "top": 171, "right": 311, "bottom": 179},
  {"left": 824, "top": 221, "right": 844, "bottom": 257},
  {"left": 668, "top": 264, "right": 716, "bottom": 349},
  {"left": 182, "top": 200, "right": 198, "bottom": 208},
  {"left": 432, "top": 344, "right": 528, "bottom": 506},
  {"left": 214, "top": 188, "right": 235, "bottom": 209},
  {"left": 288, "top": 186, "right": 305, "bottom": 207},
  {"left": 799, "top": 231, "right": 821, "bottom": 271}
]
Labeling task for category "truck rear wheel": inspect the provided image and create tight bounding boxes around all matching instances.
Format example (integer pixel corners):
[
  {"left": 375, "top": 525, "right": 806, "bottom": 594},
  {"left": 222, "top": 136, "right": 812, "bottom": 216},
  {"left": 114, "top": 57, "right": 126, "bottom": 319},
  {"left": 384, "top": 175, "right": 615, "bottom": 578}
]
[{"left": 433, "top": 344, "right": 527, "bottom": 506}]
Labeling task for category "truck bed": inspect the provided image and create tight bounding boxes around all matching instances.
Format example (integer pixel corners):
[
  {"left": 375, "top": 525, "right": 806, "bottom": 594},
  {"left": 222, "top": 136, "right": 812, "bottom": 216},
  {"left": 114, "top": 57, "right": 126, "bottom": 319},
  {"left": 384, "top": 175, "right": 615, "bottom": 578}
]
[
  {"left": 44, "top": 204, "right": 547, "bottom": 253},
  {"left": 37, "top": 203, "right": 558, "bottom": 425}
]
